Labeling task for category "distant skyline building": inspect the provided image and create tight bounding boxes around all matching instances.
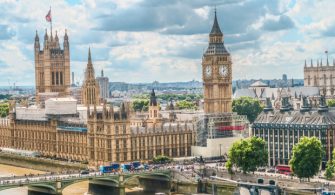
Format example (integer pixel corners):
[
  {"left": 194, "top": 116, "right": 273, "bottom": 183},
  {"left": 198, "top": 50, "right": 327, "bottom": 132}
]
[
  {"left": 96, "top": 69, "right": 109, "bottom": 99},
  {"left": 34, "top": 29, "right": 70, "bottom": 103},
  {"left": 71, "top": 71, "right": 76, "bottom": 87}
]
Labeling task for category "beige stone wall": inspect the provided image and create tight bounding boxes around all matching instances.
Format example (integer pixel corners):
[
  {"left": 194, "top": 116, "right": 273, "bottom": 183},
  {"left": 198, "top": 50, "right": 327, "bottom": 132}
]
[
  {"left": 0, "top": 118, "right": 88, "bottom": 162},
  {"left": 304, "top": 65, "right": 335, "bottom": 95},
  {"left": 0, "top": 108, "right": 195, "bottom": 167},
  {"left": 202, "top": 49, "right": 232, "bottom": 113}
]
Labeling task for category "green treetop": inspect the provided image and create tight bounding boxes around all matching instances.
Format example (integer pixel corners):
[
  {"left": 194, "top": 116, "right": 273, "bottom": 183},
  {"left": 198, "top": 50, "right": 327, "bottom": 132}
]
[
  {"left": 226, "top": 136, "right": 267, "bottom": 174},
  {"left": 232, "top": 96, "right": 264, "bottom": 123},
  {"left": 289, "top": 136, "right": 323, "bottom": 180}
]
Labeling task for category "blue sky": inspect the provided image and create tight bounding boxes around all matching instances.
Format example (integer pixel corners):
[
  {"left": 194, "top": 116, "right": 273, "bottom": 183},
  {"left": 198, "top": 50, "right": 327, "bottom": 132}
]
[{"left": 0, "top": 0, "right": 335, "bottom": 85}]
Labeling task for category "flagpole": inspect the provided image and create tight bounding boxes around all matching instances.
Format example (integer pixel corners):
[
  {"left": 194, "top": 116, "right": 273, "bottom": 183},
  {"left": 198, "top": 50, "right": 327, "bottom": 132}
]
[{"left": 50, "top": 6, "right": 52, "bottom": 35}]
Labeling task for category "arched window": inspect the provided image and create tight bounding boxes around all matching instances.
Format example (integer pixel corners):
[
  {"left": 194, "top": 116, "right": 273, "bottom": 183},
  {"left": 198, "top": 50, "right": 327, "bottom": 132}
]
[
  {"left": 308, "top": 75, "right": 311, "bottom": 85},
  {"left": 324, "top": 74, "right": 327, "bottom": 85},
  {"left": 331, "top": 74, "right": 333, "bottom": 86}
]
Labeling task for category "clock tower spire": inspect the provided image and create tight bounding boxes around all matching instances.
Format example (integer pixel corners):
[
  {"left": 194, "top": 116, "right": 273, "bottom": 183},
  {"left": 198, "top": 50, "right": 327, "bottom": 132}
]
[{"left": 202, "top": 9, "right": 232, "bottom": 113}]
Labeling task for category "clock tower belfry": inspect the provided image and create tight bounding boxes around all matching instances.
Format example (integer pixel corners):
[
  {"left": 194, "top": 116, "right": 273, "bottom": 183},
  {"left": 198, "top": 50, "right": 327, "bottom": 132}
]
[{"left": 202, "top": 9, "right": 232, "bottom": 114}]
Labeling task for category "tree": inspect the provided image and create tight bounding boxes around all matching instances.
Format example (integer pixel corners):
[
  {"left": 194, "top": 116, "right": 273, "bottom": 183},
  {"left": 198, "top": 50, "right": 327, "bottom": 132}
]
[
  {"left": 0, "top": 103, "right": 9, "bottom": 118},
  {"left": 132, "top": 99, "right": 149, "bottom": 112},
  {"left": 324, "top": 149, "right": 335, "bottom": 180},
  {"left": 176, "top": 100, "right": 196, "bottom": 110},
  {"left": 226, "top": 137, "right": 267, "bottom": 174},
  {"left": 325, "top": 160, "right": 334, "bottom": 180},
  {"left": 289, "top": 136, "right": 323, "bottom": 180},
  {"left": 153, "top": 155, "right": 172, "bottom": 164},
  {"left": 327, "top": 99, "right": 335, "bottom": 107},
  {"left": 232, "top": 96, "right": 264, "bottom": 123}
]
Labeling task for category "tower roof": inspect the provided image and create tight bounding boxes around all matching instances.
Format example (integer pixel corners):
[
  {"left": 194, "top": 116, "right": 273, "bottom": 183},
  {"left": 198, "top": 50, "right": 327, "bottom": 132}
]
[
  {"left": 88, "top": 47, "right": 92, "bottom": 64},
  {"left": 85, "top": 47, "right": 95, "bottom": 80},
  {"left": 44, "top": 29, "right": 48, "bottom": 40},
  {"left": 150, "top": 89, "right": 158, "bottom": 106},
  {"left": 64, "top": 29, "right": 68, "bottom": 41},
  {"left": 35, "top": 30, "right": 39, "bottom": 42},
  {"left": 210, "top": 9, "right": 223, "bottom": 36},
  {"left": 204, "top": 9, "right": 228, "bottom": 55}
]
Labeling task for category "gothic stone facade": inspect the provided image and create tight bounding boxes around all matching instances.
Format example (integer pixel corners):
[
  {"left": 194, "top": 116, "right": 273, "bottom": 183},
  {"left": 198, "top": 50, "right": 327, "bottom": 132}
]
[
  {"left": 0, "top": 102, "right": 195, "bottom": 167},
  {"left": 34, "top": 30, "right": 71, "bottom": 102},
  {"left": 304, "top": 59, "right": 335, "bottom": 96}
]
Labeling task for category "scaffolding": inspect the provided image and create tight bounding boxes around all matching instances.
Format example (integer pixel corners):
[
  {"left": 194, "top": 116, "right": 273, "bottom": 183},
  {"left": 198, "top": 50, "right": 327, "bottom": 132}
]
[{"left": 195, "top": 112, "right": 249, "bottom": 146}]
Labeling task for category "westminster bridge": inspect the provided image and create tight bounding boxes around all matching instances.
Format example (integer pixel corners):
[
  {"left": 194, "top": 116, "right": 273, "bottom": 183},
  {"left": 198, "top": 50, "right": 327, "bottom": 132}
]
[{"left": 0, "top": 169, "right": 326, "bottom": 195}]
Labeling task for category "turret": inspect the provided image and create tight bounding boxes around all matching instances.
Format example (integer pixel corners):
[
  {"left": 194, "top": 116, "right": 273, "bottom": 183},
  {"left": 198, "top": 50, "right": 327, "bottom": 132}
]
[
  {"left": 55, "top": 31, "right": 60, "bottom": 48},
  {"left": 311, "top": 59, "right": 313, "bottom": 67},
  {"left": 34, "top": 30, "right": 40, "bottom": 53},
  {"left": 148, "top": 89, "right": 160, "bottom": 121},
  {"left": 318, "top": 95, "right": 328, "bottom": 112},
  {"left": 169, "top": 99, "right": 177, "bottom": 122},
  {"left": 304, "top": 59, "right": 306, "bottom": 67},
  {"left": 63, "top": 29, "right": 69, "bottom": 50},
  {"left": 121, "top": 102, "right": 127, "bottom": 120},
  {"left": 149, "top": 89, "right": 157, "bottom": 106},
  {"left": 300, "top": 96, "right": 311, "bottom": 112},
  {"left": 44, "top": 29, "right": 48, "bottom": 48}
]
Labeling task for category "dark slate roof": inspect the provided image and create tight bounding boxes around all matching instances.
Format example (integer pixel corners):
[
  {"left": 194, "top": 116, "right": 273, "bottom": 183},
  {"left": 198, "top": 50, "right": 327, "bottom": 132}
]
[
  {"left": 254, "top": 108, "right": 335, "bottom": 127},
  {"left": 210, "top": 11, "right": 223, "bottom": 36},
  {"left": 205, "top": 43, "right": 228, "bottom": 55}
]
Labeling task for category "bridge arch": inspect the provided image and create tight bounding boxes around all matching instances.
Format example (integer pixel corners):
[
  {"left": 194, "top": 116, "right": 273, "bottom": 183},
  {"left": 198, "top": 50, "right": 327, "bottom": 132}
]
[
  {"left": 60, "top": 178, "right": 90, "bottom": 193},
  {"left": 61, "top": 179, "right": 89, "bottom": 194},
  {"left": 28, "top": 183, "right": 58, "bottom": 195}
]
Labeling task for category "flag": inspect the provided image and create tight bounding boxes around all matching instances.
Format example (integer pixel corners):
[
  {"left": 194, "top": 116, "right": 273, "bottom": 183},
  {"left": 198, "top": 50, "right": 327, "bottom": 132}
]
[{"left": 45, "top": 9, "right": 51, "bottom": 22}]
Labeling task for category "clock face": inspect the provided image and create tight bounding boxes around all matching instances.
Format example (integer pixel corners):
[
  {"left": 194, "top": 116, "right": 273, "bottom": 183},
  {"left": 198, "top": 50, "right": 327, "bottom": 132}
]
[
  {"left": 219, "top": 65, "right": 228, "bottom": 77},
  {"left": 205, "top": 66, "right": 212, "bottom": 78}
]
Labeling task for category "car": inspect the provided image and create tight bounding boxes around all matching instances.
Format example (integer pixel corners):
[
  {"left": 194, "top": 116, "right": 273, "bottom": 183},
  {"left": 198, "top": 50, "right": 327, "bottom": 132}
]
[
  {"left": 267, "top": 168, "right": 275, "bottom": 173},
  {"left": 80, "top": 170, "right": 89, "bottom": 175}
]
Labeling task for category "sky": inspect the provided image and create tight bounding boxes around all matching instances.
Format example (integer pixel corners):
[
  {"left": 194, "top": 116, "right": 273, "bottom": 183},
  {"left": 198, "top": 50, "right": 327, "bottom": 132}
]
[{"left": 1, "top": 0, "right": 335, "bottom": 85}]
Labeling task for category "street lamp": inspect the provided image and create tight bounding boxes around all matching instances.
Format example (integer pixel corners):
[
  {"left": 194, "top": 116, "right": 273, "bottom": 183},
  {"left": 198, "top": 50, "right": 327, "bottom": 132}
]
[{"left": 219, "top": 144, "right": 222, "bottom": 159}]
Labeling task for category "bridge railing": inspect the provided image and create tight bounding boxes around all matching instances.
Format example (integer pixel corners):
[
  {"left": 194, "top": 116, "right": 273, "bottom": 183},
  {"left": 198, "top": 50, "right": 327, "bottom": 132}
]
[{"left": 0, "top": 169, "right": 171, "bottom": 187}]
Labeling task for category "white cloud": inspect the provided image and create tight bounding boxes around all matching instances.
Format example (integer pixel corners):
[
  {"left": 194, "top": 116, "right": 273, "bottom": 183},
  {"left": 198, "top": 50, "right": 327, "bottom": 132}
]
[{"left": 1, "top": 0, "right": 335, "bottom": 86}]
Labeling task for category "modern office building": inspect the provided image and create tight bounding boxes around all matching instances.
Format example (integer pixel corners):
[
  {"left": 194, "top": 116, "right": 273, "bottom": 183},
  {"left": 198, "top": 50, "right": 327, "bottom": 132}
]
[
  {"left": 96, "top": 69, "right": 109, "bottom": 100},
  {"left": 252, "top": 96, "right": 334, "bottom": 168}
]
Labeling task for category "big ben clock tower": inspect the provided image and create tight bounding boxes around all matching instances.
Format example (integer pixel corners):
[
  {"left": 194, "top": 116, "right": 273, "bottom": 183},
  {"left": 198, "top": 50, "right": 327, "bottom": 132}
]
[{"left": 202, "top": 10, "right": 232, "bottom": 114}]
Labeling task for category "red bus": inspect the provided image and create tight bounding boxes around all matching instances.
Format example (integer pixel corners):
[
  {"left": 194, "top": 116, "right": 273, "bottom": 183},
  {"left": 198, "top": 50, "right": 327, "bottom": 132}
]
[{"left": 276, "top": 165, "right": 291, "bottom": 175}]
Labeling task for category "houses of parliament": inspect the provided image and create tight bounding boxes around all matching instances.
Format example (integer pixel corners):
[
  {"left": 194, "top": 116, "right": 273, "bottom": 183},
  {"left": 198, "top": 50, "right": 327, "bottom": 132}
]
[{"left": 0, "top": 11, "right": 240, "bottom": 166}]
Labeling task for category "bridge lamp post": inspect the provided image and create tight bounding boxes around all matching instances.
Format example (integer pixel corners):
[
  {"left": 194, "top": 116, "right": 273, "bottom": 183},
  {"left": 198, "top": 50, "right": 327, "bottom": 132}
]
[{"left": 219, "top": 144, "right": 222, "bottom": 159}]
